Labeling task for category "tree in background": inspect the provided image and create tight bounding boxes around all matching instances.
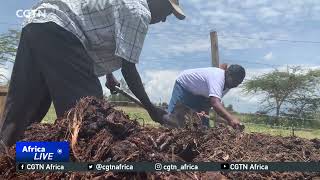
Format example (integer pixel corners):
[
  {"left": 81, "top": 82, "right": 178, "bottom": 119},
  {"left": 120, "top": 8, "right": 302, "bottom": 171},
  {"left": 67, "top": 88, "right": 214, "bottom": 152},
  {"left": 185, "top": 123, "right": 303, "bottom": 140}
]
[
  {"left": 243, "top": 66, "right": 320, "bottom": 125},
  {"left": 0, "top": 29, "right": 20, "bottom": 84},
  {"left": 226, "top": 104, "right": 234, "bottom": 112},
  {"left": 284, "top": 69, "right": 320, "bottom": 127}
]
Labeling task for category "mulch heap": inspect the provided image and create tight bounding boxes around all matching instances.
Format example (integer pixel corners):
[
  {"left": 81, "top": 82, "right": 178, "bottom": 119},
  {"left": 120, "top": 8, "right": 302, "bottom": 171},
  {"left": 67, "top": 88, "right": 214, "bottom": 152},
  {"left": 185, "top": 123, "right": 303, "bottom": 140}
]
[{"left": 0, "top": 97, "right": 319, "bottom": 180}]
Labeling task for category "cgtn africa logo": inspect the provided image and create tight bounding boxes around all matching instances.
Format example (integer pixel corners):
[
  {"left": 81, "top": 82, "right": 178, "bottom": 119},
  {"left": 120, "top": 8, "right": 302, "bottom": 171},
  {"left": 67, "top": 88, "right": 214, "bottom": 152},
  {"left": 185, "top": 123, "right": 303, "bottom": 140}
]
[
  {"left": 16, "top": 142, "right": 69, "bottom": 162},
  {"left": 16, "top": 9, "right": 47, "bottom": 18}
]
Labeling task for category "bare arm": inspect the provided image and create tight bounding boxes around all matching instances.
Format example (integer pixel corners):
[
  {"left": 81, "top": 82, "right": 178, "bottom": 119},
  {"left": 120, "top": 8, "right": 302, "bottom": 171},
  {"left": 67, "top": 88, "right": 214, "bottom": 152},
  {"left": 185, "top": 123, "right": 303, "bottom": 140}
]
[
  {"left": 210, "top": 97, "right": 233, "bottom": 121},
  {"left": 121, "top": 60, "right": 153, "bottom": 110},
  {"left": 121, "top": 60, "right": 167, "bottom": 123},
  {"left": 210, "top": 96, "right": 241, "bottom": 129}
]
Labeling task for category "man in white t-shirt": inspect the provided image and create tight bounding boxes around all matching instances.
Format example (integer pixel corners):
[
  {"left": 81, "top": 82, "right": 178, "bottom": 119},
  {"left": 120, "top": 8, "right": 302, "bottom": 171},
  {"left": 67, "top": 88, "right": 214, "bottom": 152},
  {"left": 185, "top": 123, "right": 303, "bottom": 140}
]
[{"left": 167, "top": 64, "right": 246, "bottom": 129}]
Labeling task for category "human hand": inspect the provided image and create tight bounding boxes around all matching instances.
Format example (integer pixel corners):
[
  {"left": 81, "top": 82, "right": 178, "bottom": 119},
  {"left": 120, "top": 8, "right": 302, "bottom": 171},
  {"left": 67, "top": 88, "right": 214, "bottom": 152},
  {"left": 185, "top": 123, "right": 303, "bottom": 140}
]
[
  {"left": 105, "top": 74, "right": 120, "bottom": 94},
  {"left": 148, "top": 106, "right": 168, "bottom": 124},
  {"left": 196, "top": 111, "right": 210, "bottom": 119},
  {"left": 229, "top": 117, "right": 244, "bottom": 131},
  {"left": 219, "top": 63, "right": 228, "bottom": 70}
]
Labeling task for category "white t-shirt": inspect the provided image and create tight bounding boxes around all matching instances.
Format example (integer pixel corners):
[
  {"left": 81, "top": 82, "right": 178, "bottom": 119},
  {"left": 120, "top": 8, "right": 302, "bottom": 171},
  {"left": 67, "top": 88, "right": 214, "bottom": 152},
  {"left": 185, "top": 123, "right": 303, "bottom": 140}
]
[{"left": 176, "top": 67, "right": 225, "bottom": 99}]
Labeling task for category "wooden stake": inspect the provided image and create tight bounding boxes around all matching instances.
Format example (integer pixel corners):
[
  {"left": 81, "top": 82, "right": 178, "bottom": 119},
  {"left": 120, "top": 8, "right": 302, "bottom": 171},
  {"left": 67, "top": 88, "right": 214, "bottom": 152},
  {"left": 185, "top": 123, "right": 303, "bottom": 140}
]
[
  {"left": 210, "top": 31, "right": 220, "bottom": 125},
  {"left": 210, "top": 31, "right": 220, "bottom": 67}
]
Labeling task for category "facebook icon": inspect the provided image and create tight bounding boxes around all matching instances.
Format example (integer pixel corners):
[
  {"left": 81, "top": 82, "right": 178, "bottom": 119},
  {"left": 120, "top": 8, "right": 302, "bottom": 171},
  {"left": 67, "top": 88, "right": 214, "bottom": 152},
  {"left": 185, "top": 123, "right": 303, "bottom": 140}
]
[{"left": 18, "top": 163, "right": 25, "bottom": 170}]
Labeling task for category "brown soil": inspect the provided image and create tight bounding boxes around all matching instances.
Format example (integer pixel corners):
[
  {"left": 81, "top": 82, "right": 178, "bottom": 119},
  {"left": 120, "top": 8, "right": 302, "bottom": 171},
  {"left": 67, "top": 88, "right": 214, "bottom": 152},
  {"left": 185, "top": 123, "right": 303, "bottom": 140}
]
[{"left": 0, "top": 97, "right": 319, "bottom": 180}]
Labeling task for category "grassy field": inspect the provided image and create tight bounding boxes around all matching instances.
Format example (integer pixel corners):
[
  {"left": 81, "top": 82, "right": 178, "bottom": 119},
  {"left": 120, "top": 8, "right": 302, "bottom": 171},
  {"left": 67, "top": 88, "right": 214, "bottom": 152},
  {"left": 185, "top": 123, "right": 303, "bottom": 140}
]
[
  {"left": 115, "top": 106, "right": 320, "bottom": 139},
  {"left": 42, "top": 106, "right": 320, "bottom": 139},
  {"left": 42, "top": 105, "right": 56, "bottom": 124}
]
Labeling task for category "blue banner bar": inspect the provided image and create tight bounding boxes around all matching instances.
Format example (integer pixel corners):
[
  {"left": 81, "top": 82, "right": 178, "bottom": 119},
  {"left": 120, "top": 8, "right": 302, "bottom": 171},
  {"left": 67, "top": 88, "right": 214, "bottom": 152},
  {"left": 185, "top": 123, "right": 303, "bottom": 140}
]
[
  {"left": 16, "top": 141, "right": 69, "bottom": 162},
  {"left": 15, "top": 162, "right": 320, "bottom": 172}
]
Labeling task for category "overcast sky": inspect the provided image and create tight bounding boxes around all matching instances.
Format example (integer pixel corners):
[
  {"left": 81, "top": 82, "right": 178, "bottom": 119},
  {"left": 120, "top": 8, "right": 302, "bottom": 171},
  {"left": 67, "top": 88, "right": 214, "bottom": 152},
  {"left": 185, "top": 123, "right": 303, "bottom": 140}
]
[{"left": 0, "top": 0, "right": 320, "bottom": 113}]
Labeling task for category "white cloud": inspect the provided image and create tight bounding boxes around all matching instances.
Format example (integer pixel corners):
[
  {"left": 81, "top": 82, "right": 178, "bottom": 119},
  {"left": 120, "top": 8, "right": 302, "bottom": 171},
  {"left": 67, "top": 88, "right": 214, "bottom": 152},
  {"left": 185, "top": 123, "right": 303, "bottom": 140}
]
[
  {"left": 99, "top": 76, "right": 108, "bottom": 96},
  {"left": 222, "top": 87, "right": 265, "bottom": 113},
  {"left": 201, "top": 10, "right": 245, "bottom": 20},
  {"left": 258, "top": 7, "right": 281, "bottom": 19},
  {"left": 146, "top": 0, "right": 320, "bottom": 56},
  {"left": 263, "top": 52, "right": 273, "bottom": 60},
  {"left": 239, "top": 0, "right": 269, "bottom": 8},
  {"left": 218, "top": 32, "right": 288, "bottom": 50},
  {"left": 144, "top": 70, "right": 180, "bottom": 103},
  {"left": 167, "top": 38, "right": 211, "bottom": 55}
]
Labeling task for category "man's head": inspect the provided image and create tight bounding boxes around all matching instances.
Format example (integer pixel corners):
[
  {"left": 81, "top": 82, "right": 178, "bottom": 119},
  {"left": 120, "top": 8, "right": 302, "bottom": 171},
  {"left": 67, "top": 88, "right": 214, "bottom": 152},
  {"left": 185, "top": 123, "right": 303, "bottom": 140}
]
[
  {"left": 147, "top": 0, "right": 185, "bottom": 24},
  {"left": 225, "top": 64, "right": 246, "bottom": 89}
]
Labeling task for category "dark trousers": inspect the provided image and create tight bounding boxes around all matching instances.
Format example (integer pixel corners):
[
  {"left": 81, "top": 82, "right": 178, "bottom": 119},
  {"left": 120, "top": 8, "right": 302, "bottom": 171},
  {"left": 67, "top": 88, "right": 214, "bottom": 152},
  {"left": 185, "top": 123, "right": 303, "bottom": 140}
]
[
  {"left": 168, "top": 81, "right": 211, "bottom": 127},
  {"left": 0, "top": 22, "right": 103, "bottom": 146}
]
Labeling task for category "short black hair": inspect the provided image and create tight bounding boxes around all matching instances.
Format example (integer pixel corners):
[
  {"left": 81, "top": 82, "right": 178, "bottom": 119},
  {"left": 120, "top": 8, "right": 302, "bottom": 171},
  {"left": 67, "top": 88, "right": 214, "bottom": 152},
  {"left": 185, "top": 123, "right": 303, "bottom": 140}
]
[{"left": 228, "top": 64, "right": 246, "bottom": 85}]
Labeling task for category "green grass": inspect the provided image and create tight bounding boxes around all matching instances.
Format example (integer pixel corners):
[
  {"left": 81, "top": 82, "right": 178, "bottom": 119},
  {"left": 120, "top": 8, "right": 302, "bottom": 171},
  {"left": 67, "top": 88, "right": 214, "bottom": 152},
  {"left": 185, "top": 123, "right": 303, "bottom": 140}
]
[
  {"left": 244, "top": 123, "right": 320, "bottom": 139},
  {"left": 42, "top": 105, "right": 56, "bottom": 124},
  {"left": 115, "top": 106, "right": 159, "bottom": 127},
  {"left": 41, "top": 105, "right": 158, "bottom": 125},
  {"left": 42, "top": 106, "right": 320, "bottom": 139},
  {"left": 115, "top": 106, "right": 320, "bottom": 139}
]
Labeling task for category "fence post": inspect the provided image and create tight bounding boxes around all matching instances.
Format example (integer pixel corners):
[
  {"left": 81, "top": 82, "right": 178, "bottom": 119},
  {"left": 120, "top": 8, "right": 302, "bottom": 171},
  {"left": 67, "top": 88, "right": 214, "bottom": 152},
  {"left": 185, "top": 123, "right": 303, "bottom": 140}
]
[
  {"left": 210, "top": 31, "right": 220, "bottom": 126},
  {"left": 291, "top": 126, "right": 295, "bottom": 137},
  {"left": 0, "top": 86, "right": 8, "bottom": 119}
]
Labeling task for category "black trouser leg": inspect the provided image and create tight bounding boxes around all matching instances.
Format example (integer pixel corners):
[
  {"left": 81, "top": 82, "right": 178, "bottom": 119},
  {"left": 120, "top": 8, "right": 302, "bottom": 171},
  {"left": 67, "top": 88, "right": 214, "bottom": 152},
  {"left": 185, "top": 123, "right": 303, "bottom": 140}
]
[
  {"left": 27, "top": 22, "right": 103, "bottom": 117},
  {"left": 0, "top": 22, "right": 103, "bottom": 146},
  {"left": 0, "top": 27, "right": 52, "bottom": 146}
]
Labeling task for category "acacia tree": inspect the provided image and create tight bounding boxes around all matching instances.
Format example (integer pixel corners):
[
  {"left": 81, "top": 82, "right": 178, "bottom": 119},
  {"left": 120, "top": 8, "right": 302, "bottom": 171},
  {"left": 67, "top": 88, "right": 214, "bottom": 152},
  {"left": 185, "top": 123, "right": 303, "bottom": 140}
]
[
  {"left": 243, "top": 67, "right": 320, "bottom": 121},
  {"left": 0, "top": 29, "right": 20, "bottom": 84},
  {"left": 285, "top": 70, "right": 320, "bottom": 119},
  {"left": 286, "top": 95, "right": 320, "bottom": 118}
]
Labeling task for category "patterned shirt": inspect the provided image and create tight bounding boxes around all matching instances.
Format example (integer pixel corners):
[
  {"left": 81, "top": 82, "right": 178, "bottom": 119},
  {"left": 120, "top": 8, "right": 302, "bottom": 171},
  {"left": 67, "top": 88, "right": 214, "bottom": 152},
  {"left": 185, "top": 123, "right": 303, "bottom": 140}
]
[{"left": 23, "top": 0, "right": 151, "bottom": 76}]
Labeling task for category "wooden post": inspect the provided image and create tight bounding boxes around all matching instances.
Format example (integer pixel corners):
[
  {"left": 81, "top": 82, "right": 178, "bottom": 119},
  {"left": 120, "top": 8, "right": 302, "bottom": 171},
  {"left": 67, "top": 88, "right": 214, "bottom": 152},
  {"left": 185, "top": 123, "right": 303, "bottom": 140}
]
[
  {"left": 210, "top": 31, "right": 220, "bottom": 126},
  {"left": 0, "top": 86, "right": 8, "bottom": 119},
  {"left": 210, "top": 31, "right": 220, "bottom": 67}
]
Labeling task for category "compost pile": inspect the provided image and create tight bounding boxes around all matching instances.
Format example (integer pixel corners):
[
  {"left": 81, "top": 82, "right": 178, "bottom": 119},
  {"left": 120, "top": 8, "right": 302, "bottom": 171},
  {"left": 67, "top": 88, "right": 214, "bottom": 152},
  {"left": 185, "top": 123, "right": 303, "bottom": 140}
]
[{"left": 0, "top": 97, "right": 319, "bottom": 180}]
